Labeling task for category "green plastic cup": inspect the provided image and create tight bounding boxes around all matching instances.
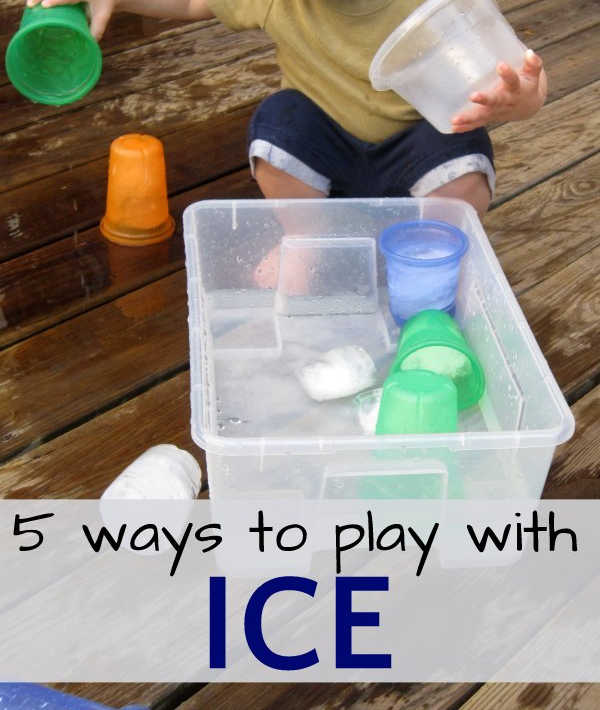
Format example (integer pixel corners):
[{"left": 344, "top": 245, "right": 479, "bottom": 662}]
[
  {"left": 5, "top": 3, "right": 102, "bottom": 106},
  {"left": 357, "top": 370, "right": 457, "bottom": 500},
  {"left": 376, "top": 370, "right": 458, "bottom": 435},
  {"left": 391, "top": 309, "right": 485, "bottom": 410}
]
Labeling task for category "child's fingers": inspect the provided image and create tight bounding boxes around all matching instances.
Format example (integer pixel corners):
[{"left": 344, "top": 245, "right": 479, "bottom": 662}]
[
  {"left": 452, "top": 104, "right": 491, "bottom": 130},
  {"left": 469, "top": 91, "right": 490, "bottom": 106},
  {"left": 497, "top": 62, "right": 520, "bottom": 92},
  {"left": 26, "top": 0, "right": 42, "bottom": 6},
  {"left": 522, "top": 48, "right": 543, "bottom": 78},
  {"left": 452, "top": 119, "right": 485, "bottom": 133},
  {"left": 90, "top": 9, "right": 111, "bottom": 39}
]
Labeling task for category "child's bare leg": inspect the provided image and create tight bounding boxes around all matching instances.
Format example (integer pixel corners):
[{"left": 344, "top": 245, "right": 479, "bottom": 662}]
[
  {"left": 425, "top": 172, "right": 491, "bottom": 219},
  {"left": 254, "top": 158, "right": 327, "bottom": 289},
  {"left": 255, "top": 158, "right": 327, "bottom": 199}
]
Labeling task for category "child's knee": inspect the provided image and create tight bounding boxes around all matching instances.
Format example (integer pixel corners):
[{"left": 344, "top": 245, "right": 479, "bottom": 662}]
[
  {"left": 254, "top": 158, "right": 326, "bottom": 199},
  {"left": 426, "top": 172, "right": 492, "bottom": 218}
]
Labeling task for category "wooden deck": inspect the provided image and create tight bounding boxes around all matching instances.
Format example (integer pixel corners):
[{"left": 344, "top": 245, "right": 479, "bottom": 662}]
[{"left": 1, "top": 0, "right": 599, "bottom": 707}]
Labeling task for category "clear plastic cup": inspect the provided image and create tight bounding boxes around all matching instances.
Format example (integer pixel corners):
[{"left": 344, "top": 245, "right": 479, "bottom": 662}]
[
  {"left": 379, "top": 219, "right": 468, "bottom": 325},
  {"left": 369, "top": 0, "right": 527, "bottom": 133},
  {"left": 5, "top": 3, "right": 102, "bottom": 106}
]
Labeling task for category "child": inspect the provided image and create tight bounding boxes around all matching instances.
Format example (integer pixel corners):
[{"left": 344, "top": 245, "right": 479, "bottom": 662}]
[
  {"left": 29, "top": 0, "right": 547, "bottom": 287},
  {"left": 29, "top": 0, "right": 547, "bottom": 209}
]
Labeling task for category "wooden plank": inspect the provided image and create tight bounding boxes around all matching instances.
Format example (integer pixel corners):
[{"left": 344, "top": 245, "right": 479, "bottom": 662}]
[
  {"left": 175, "top": 682, "right": 478, "bottom": 710},
  {"left": 517, "top": 241, "right": 600, "bottom": 398},
  {"left": 535, "top": 24, "right": 600, "bottom": 104},
  {"left": 0, "top": 24, "right": 274, "bottom": 133},
  {"left": 0, "top": 371, "right": 202, "bottom": 498},
  {"left": 0, "top": 10, "right": 214, "bottom": 85},
  {"left": 492, "top": 80, "right": 600, "bottom": 205},
  {"left": 48, "top": 683, "right": 175, "bottom": 709},
  {"left": 0, "top": 169, "right": 260, "bottom": 349},
  {"left": 485, "top": 152, "right": 600, "bottom": 294},
  {"left": 0, "top": 270, "right": 189, "bottom": 462},
  {"left": 0, "top": 3, "right": 202, "bottom": 50},
  {"left": 0, "top": 104, "right": 255, "bottom": 261},
  {"left": 508, "top": 0, "right": 599, "bottom": 49},
  {"left": 459, "top": 682, "right": 599, "bottom": 709},
  {"left": 96, "top": 14, "right": 213, "bottom": 58},
  {"left": 498, "top": 0, "right": 540, "bottom": 11},
  {"left": 0, "top": 46, "right": 279, "bottom": 192},
  {"left": 544, "top": 385, "right": 600, "bottom": 497}
]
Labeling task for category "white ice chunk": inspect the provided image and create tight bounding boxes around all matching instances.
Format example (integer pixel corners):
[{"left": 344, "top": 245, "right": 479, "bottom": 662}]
[
  {"left": 297, "top": 345, "right": 376, "bottom": 402},
  {"left": 102, "top": 444, "right": 202, "bottom": 499},
  {"left": 354, "top": 387, "right": 383, "bottom": 435}
]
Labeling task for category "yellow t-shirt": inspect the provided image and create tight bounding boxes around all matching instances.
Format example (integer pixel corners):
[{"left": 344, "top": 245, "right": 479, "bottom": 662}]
[{"left": 206, "top": 0, "right": 423, "bottom": 142}]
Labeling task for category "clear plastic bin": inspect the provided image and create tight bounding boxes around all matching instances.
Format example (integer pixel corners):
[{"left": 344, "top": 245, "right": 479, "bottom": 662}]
[{"left": 183, "top": 198, "right": 574, "bottom": 500}]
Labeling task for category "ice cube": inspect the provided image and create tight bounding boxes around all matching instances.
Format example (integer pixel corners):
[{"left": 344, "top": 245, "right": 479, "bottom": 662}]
[
  {"left": 102, "top": 445, "right": 201, "bottom": 499},
  {"left": 297, "top": 345, "right": 376, "bottom": 402},
  {"left": 354, "top": 387, "right": 383, "bottom": 435}
]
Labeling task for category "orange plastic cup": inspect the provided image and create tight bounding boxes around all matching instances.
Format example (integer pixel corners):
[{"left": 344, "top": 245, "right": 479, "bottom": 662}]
[{"left": 100, "top": 134, "right": 175, "bottom": 246}]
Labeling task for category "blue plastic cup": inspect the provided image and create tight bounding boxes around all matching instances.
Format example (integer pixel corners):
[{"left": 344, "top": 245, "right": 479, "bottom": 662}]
[{"left": 379, "top": 219, "right": 469, "bottom": 325}]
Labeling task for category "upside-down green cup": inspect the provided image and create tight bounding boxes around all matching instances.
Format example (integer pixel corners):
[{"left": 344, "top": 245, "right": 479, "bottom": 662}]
[
  {"left": 376, "top": 370, "right": 459, "bottom": 436},
  {"left": 5, "top": 3, "right": 102, "bottom": 106},
  {"left": 391, "top": 309, "right": 485, "bottom": 410},
  {"left": 358, "top": 370, "right": 458, "bottom": 499}
]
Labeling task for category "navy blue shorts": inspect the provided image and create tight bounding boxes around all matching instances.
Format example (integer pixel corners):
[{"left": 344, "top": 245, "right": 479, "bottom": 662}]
[{"left": 248, "top": 89, "right": 495, "bottom": 198}]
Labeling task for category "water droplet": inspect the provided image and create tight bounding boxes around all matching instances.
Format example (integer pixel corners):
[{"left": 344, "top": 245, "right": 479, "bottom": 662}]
[{"left": 228, "top": 417, "right": 243, "bottom": 425}]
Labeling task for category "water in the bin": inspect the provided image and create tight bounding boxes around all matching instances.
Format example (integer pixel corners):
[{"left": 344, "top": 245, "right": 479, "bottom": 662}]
[
  {"left": 210, "top": 294, "right": 502, "bottom": 438},
  {"left": 213, "top": 310, "right": 394, "bottom": 437}
]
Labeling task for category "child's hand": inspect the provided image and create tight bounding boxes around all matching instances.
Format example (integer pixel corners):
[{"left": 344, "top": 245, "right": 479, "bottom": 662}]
[
  {"left": 451, "top": 49, "right": 547, "bottom": 133},
  {"left": 26, "top": 0, "right": 116, "bottom": 39}
]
